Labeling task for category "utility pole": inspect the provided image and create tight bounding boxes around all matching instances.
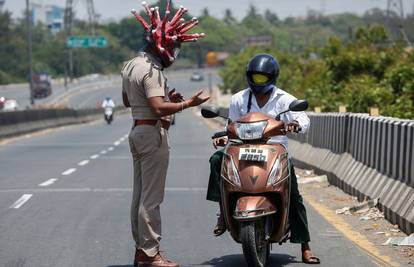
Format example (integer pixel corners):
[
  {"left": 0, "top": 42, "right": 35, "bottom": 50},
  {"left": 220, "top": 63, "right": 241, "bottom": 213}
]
[
  {"left": 26, "top": 0, "right": 34, "bottom": 106},
  {"left": 386, "top": 0, "right": 412, "bottom": 46},
  {"left": 412, "top": 0, "right": 414, "bottom": 17},
  {"left": 320, "top": 0, "right": 326, "bottom": 15},
  {"left": 86, "top": 0, "right": 96, "bottom": 35},
  {"left": 64, "top": 0, "right": 74, "bottom": 83}
]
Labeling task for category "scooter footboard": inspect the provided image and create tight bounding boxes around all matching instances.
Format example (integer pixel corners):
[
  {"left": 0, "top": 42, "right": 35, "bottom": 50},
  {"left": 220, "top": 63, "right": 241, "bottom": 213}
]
[{"left": 233, "top": 196, "right": 276, "bottom": 221}]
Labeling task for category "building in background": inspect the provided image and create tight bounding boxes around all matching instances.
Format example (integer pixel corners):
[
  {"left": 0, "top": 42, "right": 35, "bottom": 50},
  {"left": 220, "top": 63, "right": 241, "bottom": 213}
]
[
  {"left": 31, "top": 2, "right": 65, "bottom": 33},
  {"left": 0, "top": 0, "right": 5, "bottom": 10}
]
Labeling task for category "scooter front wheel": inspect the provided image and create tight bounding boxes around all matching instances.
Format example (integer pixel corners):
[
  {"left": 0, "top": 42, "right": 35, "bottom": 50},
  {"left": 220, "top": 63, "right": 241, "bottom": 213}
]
[{"left": 240, "top": 220, "right": 270, "bottom": 267}]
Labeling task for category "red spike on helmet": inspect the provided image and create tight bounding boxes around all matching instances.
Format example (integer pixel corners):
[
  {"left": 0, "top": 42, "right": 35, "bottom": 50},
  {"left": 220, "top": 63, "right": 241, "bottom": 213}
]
[{"left": 131, "top": 0, "right": 206, "bottom": 67}]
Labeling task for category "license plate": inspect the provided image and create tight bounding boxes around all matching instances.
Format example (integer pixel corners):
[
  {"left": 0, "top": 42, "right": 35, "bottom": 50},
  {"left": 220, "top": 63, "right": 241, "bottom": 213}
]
[{"left": 239, "top": 148, "right": 268, "bottom": 162}]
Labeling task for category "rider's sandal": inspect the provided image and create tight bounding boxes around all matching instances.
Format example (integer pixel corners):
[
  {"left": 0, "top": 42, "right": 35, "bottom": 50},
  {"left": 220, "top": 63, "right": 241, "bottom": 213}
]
[
  {"left": 213, "top": 214, "right": 226, "bottom": 237},
  {"left": 302, "top": 251, "right": 321, "bottom": 264}
]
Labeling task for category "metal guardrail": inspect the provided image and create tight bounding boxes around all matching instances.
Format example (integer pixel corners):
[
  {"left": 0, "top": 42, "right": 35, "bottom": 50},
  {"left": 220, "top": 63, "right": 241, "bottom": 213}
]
[
  {"left": 289, "top": 112, "right": 414, "bottom": 233},
  {"left": 290, "top": 113, "right": 414, "bottom": 188}
]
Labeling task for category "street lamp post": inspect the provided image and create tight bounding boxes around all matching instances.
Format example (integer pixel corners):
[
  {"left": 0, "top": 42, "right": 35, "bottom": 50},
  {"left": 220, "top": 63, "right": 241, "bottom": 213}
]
[{"left": 26, "top": 0, "right": 34, "bottom": 106}]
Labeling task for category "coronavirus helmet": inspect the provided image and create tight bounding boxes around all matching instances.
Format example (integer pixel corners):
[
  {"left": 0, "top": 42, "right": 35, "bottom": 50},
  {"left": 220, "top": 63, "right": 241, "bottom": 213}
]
[
  {"left": 131, "top": 1, "right": 205, "bottom": 67},
  {"left": 246, "top": 54, "right": 280, "bottom": 95}
]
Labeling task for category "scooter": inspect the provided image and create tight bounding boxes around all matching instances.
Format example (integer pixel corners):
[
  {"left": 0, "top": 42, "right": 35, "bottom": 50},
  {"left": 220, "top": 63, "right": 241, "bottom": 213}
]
[
  {"left": 104, "top": 107, "right": 114, "bottom": 124},
  {"left": 201, "top": 100, "right": 308, "bottom": 267}
]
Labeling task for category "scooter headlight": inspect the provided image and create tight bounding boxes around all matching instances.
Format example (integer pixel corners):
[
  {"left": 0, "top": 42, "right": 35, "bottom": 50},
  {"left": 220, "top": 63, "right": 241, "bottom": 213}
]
[
  {"left": 267, "top": 154, "right": 289, "bottom": 186},
  {"left": 222, "top": 154, "right": 241, "bottom": 186},
  {"left": 235, "top": 121, "right": 267, "bottom": 140}
]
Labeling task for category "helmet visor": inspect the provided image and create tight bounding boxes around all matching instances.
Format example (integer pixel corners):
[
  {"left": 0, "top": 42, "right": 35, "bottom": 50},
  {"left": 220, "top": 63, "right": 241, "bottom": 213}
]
[{"left": 251, "top": 73, "right": 270, "bottom": 85}]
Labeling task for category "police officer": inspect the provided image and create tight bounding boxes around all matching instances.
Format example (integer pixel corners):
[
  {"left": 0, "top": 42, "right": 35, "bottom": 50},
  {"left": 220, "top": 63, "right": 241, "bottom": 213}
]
[
  {"left": 206, "top": 54, "right": 320, "bottom": 264},
  {"left": 121, "top": 2, "right": 208, "bottom": 267}
]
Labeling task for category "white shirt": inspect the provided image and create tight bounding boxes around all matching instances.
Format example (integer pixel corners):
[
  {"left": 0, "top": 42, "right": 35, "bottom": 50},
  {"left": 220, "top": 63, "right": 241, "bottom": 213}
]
[
  {"left": 102, "top": 99, "right": 115, "bottom": 108},
  {"left": 228, "top": 86, "right": 310, "bottom": 149}
]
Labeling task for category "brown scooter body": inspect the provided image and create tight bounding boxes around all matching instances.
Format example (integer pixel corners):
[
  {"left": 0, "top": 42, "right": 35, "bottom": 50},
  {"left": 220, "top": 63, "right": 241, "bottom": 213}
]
[{"left": 221, "top": 112, "right": 291, "bottom": 244}]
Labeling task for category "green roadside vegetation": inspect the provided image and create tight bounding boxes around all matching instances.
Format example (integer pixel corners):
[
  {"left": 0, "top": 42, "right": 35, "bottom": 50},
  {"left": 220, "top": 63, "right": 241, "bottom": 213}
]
[
  {"left": 0, "top": 0, "right": 413, "bottom": 118},
  {"left": 220, "top": 27, "right": 414, "bottom": 119}
]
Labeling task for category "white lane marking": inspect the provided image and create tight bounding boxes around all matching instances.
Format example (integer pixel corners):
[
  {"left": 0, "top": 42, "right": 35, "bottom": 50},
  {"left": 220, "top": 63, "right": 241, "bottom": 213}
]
[
  {"left": 100, "top": 150, "right": 107, "bottom": 154},
  {"left": 38, "top": 179, "right": 58, "bottom": 187},
  {"left": 114, "top": 141, "right": 121, "bottom": 146},
  {"left": 9, "top": 194, "right": 33, "bottom": 209},
  {"left": 90, "top": 154, "right": 99, "bottom": 159},
  {"left": 108, "top": 147, "right": 114, "bottom": 151},
  {"left": 78, "top": 160, "right": 89, "bottom": 166},
  {"left": 62, "top": 168, "right": 76, "bottom": 176},
  {"left": 124, "top": 134, "right": 128, "bottom": 138},
  {"left": 120, "top": 137, "right": 125, "bottom": 142}
]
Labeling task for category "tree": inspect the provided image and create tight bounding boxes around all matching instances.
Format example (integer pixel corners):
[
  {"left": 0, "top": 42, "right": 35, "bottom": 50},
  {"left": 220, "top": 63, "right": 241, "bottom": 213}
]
[
  {"left": 224, "top": 9, "right": 237, "bottom": 26},
  {"left": 201, "top": 8, "right": 210, "bottom": 19},
  {"left": 264, "top": 9, "right": 279, "bottom": 26}
]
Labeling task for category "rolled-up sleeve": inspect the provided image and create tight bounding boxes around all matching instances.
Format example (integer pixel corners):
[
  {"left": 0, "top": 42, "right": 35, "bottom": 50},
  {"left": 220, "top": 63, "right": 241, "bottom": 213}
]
[{"left": 143, "top": 69, "right": 166, "bottom": 98}]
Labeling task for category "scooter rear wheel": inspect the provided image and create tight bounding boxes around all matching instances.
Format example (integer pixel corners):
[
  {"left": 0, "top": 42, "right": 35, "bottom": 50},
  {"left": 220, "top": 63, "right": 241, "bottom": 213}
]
[{"left": 240, "top": 220, "right": 270, "bottom": 267}]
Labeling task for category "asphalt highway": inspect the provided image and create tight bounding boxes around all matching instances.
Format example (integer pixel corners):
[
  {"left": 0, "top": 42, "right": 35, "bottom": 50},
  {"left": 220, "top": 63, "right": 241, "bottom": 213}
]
[{"left": 0, "top": 73, "right": 381, "bottom": 267}]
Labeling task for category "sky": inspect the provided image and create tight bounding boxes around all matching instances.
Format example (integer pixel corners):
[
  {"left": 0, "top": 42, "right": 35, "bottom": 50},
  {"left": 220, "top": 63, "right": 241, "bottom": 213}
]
[{"left": 3, "top": 0, "right": 414, "bottom": 21}]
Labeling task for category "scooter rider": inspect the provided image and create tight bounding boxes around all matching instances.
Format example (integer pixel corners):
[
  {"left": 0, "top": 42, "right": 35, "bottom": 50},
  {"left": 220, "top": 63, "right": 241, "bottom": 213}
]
[
  {"left": 206, "top": 54, "right": 320, "bottom": 264},
  {"left": 121, "top": 1, "right": 209, "bottom": 267}
]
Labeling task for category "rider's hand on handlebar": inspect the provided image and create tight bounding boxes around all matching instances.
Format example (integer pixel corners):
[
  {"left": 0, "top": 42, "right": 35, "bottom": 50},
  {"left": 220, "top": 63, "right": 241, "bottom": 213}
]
[
  {"left": 213, "top": 137, "right": 228, "bottom": 149},
  {"left": 287, "top": 121, "right": 301, "bottom": 133},
  {"left": 187, "top": 90, "right": 210, "bottom": 107}
]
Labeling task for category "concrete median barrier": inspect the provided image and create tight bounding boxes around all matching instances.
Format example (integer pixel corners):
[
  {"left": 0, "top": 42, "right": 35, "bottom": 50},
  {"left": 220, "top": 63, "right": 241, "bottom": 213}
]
[
  {"left": 288, "top": 112, "right": 414, "bottom": 234},
  {"left": 0, "top": 106, "right": 127, "bottom": 139}
]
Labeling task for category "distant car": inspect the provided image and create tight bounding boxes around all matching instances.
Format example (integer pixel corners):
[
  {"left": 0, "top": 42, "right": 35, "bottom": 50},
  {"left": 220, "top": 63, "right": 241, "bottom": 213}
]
[
  {"left": 190, "top": 72, "right": 204, "bottom": 82},
  {"left": 2, "top": 99, "right": 19, "bottom": 111}
]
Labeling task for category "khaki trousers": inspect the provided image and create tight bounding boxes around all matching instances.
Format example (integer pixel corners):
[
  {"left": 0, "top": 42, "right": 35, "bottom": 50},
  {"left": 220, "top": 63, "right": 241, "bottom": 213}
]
[{"left": 128, "top": 123, "right": 170, "bottom": 257}]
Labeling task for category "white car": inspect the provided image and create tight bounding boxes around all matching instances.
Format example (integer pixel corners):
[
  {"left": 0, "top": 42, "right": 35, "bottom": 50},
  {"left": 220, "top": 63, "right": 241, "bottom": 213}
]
[
  {"left": 2, "top": 99, "right": 19, "bottom": 111},
  {"left": 190, "top": 72, "right": 204, "bottom": 82}
]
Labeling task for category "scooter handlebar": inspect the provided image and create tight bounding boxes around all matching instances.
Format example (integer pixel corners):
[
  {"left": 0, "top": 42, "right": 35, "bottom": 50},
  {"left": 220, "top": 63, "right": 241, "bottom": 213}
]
[{"left": 212, "top": 131, "right": 228, "bottom": 139}]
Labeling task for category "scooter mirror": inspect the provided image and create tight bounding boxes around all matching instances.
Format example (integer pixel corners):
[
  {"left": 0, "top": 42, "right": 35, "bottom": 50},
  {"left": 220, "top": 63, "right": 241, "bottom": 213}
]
[
  {"left": 201, "top": 107, "right": 220, "bottom": 118},
  {"left": 289, "top": 100, "right": 309, "bottom": 112}
]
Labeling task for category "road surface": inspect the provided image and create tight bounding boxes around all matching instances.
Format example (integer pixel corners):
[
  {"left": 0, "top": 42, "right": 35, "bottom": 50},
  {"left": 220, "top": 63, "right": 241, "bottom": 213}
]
[{"left": 0, "top": 73, "right": 381, "bottom": 267}]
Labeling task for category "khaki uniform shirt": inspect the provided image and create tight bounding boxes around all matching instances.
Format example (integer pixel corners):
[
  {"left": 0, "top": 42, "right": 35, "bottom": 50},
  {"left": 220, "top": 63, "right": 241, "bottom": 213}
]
[{"left": 121, "top": 52, "right": 169, "bottom": 120}]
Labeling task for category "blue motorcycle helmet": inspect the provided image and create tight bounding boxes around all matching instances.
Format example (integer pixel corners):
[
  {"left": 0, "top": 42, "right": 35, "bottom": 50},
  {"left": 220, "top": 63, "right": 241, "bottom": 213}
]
[{"left": 246, "top": 54, "right": 280, "bottom": 95}]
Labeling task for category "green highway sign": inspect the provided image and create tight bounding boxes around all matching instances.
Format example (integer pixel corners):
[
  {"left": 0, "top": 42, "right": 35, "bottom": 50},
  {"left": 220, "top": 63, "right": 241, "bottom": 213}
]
[{"left": 67, "top": 36, "right": 108, "bottom": 48}]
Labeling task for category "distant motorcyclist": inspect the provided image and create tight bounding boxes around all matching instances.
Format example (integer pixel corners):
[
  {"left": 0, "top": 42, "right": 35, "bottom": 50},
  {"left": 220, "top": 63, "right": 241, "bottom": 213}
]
[
  {"left": 206, "top": 54, "right": 320, "bottom": 264},
  {"left": 102, "top": 97, "right": 115, "bottom": 124},
  {"left": 102, "top": 97, "right": 115, "bottom": 108}
]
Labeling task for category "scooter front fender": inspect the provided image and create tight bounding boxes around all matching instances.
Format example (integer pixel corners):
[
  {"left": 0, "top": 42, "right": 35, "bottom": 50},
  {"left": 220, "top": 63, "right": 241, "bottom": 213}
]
[{"left": 233, "top": 196, "right": 276, "bottom": 221}]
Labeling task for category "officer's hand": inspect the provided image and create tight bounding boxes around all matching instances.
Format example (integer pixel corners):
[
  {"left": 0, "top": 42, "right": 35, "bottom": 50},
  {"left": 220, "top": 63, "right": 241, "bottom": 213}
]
[
  {"left": 187, "top": 90, "right": 210, "bottom": 107},
  {"left": 168, "top": 88, "right": 185, "bottom": 103},
  {"left": 213, "top": 137, "right": 228, "bottom": 149},
  {"left": 287, "top": 121, "right": 301, "bottom": 133}
]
